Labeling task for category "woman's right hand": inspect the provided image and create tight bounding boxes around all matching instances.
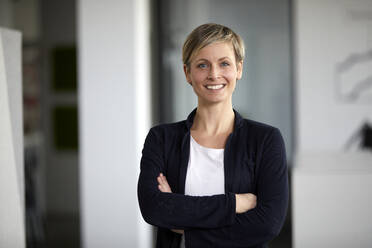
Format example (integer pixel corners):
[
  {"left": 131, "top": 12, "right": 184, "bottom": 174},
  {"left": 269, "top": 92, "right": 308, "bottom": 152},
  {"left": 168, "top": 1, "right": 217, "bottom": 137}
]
[
  {"left": 157, "top": 173, "right": 184, "bottom": 235},
  {"left": 235, "top": 193, "right": 257, "bottom": 214}
]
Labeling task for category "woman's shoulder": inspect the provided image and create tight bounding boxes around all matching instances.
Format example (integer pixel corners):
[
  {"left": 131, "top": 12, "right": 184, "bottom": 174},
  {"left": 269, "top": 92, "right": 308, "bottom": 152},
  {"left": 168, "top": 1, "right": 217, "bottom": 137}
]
[
  {"left": 148, "top": 120, "right": 187, "bottom": 137},
  {"left": 241, "top": 118, "right": 278, "bottom": 133},
  {"left": 238, "top": 117, "right": 283, "bottom": 144}
]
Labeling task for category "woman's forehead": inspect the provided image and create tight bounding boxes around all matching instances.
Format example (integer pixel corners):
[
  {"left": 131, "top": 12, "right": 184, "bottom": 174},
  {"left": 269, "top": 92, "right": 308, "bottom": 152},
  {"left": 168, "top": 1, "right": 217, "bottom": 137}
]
[{"left": 191, "top": 42, "right": 235, "bottom": 61}]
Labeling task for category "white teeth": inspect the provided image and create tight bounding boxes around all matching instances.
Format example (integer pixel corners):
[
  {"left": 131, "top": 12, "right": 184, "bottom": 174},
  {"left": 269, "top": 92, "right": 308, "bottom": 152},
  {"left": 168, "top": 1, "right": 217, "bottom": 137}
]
[{"left": 206, "top": 84, "right": 224, "bottom": 90}]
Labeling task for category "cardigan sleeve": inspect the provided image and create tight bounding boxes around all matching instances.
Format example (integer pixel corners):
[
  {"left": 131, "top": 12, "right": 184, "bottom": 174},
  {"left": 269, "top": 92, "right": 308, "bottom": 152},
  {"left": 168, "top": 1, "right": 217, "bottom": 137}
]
[
  {"left": 184, "top": 128, "right": 289, "bottom": 247},
  {"left": 137, "top": 128, "right": 237, "bottom": 230}
]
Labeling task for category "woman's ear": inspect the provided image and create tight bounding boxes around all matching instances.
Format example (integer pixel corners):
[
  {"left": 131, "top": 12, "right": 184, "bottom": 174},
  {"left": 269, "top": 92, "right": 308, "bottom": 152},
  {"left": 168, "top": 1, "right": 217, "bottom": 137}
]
[
  {"left": 236, "top": 60, "right": 243, "bottom": 80},
  {"left": 183, "top": 64, "right": 192, "bottom": 85}
]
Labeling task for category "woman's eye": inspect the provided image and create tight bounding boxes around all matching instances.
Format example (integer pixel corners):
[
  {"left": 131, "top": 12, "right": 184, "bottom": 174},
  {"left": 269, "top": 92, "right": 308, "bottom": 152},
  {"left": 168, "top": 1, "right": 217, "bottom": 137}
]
[
  {"left": 221, "top": 62, "right": 230, "bottom": 67},
  {"left": 197, "top": 63, "right": 207, "bottom": 69}
]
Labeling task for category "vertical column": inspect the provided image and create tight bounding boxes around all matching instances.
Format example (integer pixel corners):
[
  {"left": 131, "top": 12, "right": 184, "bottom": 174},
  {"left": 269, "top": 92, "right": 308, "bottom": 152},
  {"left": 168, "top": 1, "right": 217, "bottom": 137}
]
[
  {"left": 0, "top": 28, "right": 25, "bottom": 248},
  {"left": 77, "top": 0, "right": 151, "bottom": 247}
]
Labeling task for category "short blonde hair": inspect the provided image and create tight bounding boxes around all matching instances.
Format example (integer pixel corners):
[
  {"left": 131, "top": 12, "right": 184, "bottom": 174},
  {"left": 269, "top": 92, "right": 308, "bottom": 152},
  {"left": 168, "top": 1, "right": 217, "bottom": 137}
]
[{"left": 182, "top": 23, "right": 245, "bottom": 68}]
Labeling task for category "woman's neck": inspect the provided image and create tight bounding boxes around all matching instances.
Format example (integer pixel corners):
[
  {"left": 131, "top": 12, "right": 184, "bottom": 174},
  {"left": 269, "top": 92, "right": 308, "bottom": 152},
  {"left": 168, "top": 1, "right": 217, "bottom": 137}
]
[{"left": 192, "top": 101, "right": 235, "bottom": 136}]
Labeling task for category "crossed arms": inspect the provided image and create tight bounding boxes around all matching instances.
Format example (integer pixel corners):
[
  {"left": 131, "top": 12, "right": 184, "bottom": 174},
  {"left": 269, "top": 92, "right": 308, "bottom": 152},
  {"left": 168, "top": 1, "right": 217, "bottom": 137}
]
[{"left": 137, "top": 128, "right": 289, "bottom": 247}]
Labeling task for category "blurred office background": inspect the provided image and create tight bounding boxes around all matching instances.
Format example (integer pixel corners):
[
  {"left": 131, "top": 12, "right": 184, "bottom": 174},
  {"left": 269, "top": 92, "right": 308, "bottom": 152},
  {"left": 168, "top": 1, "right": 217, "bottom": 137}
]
[{"left": 0, "top": 0, "right": 371, "bottom": 247}]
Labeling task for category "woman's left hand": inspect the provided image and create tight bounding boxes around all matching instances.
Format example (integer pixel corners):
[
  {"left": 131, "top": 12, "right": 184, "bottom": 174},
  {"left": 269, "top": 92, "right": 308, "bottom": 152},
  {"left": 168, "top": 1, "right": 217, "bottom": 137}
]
[
  {"left": 157, "top": 173, "right": 172, "bottom": 193},
  {"left": 157, "top": 173, "right": 184, "bottom": 235}
]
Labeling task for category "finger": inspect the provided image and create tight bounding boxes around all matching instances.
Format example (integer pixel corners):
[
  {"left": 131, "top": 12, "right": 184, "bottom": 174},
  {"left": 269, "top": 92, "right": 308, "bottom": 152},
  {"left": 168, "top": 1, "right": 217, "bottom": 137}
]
[
  {"left": 160, "top": 177, "right": 166, "bottom": 186},
  {"left": 161, "top": 175, "right": 169, "bottom": 186},
  {"left": 158, "top": 184, "right": 164, "bottom": 192},
  {"left": 157, "top": 176, "right": 162, "bottom": 184},
  {"left": 171, "top": 229, "right": 184, "bottom": 234},
  {"left": 162, "top": 174, "right": 168, "bottom": 183},
  {"left": 159, "top": 174, "right": 166, "bottom": 184},
  {"left": 158, "top": 184, "right": 166, "bottom": 191}
]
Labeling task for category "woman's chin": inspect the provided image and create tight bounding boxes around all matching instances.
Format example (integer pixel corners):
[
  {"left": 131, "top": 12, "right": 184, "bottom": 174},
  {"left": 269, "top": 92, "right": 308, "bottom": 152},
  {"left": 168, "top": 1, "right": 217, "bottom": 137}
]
[{"left": 198, "top": 96, "right": 231, "bottom": 106}]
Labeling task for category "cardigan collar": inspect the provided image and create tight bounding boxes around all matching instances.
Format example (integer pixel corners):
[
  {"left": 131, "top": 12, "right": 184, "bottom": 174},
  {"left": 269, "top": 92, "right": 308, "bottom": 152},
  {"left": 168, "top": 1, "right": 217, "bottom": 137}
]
[{"left": 185, "top": 107, "right": 244, "bottom": 131}]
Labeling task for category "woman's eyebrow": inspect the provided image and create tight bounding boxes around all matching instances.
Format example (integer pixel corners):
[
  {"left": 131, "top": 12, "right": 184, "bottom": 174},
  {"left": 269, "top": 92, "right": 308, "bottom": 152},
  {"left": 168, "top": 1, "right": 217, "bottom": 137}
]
[
  {"left": 218, "top": 56, "right": 231, "bottom": 61},
  {"left": 195, "top": 58, "right": 208, "bottom": 63},
  {"left": 195, "top": 57, "right": 231, "bottom": 62}
]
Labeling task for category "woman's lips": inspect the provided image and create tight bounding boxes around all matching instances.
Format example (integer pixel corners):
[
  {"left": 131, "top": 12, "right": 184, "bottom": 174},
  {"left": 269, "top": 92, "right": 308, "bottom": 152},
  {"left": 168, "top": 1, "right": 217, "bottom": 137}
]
[{"left": 204, "top": 84, "right": 226, "bottom": 90}]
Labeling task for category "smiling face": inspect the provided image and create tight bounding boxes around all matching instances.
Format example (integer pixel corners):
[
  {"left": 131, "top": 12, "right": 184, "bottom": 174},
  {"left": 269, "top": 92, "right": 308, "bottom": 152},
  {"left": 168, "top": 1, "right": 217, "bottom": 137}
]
[{"left": 184, "top": 41, "right": 243, "bottom": 106}]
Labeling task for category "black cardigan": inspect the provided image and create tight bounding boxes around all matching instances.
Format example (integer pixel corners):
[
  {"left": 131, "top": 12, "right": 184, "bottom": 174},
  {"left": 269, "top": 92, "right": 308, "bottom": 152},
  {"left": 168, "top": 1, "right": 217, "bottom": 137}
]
[{"left": 137, "top": 109, "right": 289, "bottom": 248}]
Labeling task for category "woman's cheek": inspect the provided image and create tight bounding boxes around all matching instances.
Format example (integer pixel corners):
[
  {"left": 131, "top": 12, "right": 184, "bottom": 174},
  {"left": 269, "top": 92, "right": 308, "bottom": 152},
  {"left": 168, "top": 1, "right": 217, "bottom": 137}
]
[
  {"left": 225, "top": 70, "right": 237, "bottom": 82},
  {"left": 194, "top": 74, "right": 208, "bottom": 85}
]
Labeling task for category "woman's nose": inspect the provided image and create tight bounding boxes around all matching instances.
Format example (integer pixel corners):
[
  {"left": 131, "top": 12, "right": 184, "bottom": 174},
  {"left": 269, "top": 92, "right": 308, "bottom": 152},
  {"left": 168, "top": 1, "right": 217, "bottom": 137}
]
[{"left": 208, "top": 65, "right": 220, "bottom": 80}]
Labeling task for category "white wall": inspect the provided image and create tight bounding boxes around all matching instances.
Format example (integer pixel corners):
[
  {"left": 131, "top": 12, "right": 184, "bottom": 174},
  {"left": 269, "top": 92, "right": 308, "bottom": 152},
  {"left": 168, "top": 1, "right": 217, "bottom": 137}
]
[
  {"left": 293, "top": 0, "right": 372, "bottom": 247},
  {"left": 78, "top": 0, "right": 151, "bottom": 247},
  {"left": 295, "top": 0, "right": 372, "bottom": 152},
  {"left": 0, "top": 27, "right": 25, "bottom": 248}
]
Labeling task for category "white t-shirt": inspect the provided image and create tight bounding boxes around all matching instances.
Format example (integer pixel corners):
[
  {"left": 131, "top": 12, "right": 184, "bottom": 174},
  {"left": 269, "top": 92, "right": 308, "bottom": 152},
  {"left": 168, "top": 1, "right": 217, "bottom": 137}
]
[{"left": 180, "top": 135, "right": 225, "bottom": 248}]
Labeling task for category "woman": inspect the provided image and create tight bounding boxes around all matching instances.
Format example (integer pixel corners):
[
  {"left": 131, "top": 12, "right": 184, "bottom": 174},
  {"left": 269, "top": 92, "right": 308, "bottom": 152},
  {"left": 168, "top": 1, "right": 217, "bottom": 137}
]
[{"left": 138, "top": 23, "right": 288, "bottom": 248}]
